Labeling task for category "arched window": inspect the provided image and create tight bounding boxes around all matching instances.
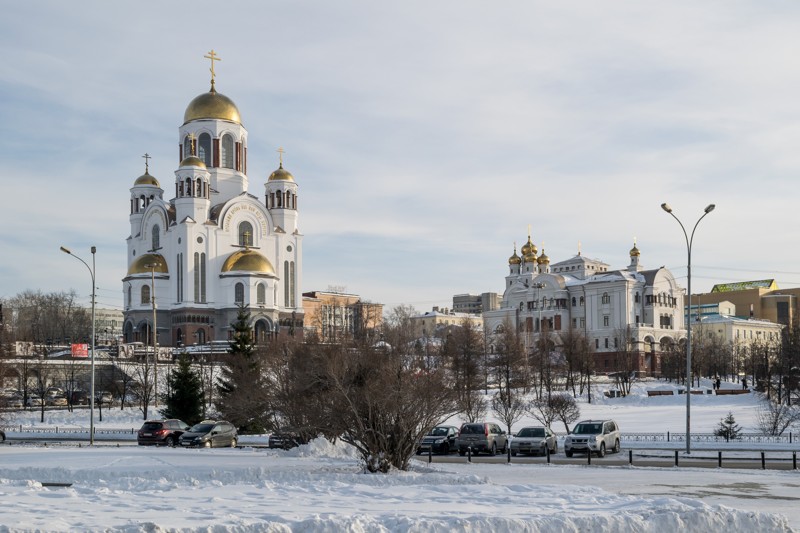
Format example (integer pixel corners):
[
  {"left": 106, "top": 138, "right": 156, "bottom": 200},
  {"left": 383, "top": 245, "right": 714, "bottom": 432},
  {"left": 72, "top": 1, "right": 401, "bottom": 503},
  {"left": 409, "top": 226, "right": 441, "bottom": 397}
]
[
  {"left": 602, "top": 293, "right": 610, "bottom": 304},
  {"left": 127, "top": 285, "right": 132, "bottom": 308},
  {"left": 635, "top": 292, "right": 640, "bottom": 303},
  {"left": 238, "top": 221, "right": 253, "bottom": 247},
  {"left": 571, "top": 297, "right": 576, "bottom": 307},
  {"left": 151, "top": 225, "right": 160, "bottom": 251},
  {"left": 221, "top": 134, "right": 234, "bottom": 168},
  {"left": 257, "top": 283, "right": 266, "bottom": 305},
  {"left": 198, "top": 133, "right": 212, "bottom": 166},
  {"left": 183, "top": 135, "right": 193, "bottom": 158},
  {"left": 141, "top": 285, "right": 151, "bottom": 305},
  {"left": 580, "top": 296, "right": 585, "bottom": 306},
  {"left": 235, "top": 282, "right": 245, "bottom": 304}
]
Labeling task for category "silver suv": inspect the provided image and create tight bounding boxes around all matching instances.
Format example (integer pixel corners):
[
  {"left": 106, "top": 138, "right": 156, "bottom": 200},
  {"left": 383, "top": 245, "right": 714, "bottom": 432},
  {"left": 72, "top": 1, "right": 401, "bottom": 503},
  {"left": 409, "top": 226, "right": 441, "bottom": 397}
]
[
  {"left": 456, "top": 422, "right": 508, "bottom": 456},
  {"left": 564, "top": 419, "right": 620, "bottom": 458}
]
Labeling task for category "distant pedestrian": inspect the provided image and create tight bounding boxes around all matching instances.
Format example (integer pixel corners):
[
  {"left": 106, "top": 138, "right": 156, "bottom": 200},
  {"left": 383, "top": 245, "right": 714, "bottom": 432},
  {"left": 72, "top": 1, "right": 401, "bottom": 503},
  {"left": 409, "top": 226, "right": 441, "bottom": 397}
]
[
  {"left": 742, "top": 378, "right": 747, "bottom": 390},
  {"left": 716, "top": 377, "right": 721, "bottom": 390}
]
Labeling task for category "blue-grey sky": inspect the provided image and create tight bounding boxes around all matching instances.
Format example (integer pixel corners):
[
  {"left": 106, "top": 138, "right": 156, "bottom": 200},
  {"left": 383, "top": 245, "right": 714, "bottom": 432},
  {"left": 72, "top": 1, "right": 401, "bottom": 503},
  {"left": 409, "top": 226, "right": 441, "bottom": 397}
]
[{"left": 2, "top": 1, "right": 800, "bottom": 313}]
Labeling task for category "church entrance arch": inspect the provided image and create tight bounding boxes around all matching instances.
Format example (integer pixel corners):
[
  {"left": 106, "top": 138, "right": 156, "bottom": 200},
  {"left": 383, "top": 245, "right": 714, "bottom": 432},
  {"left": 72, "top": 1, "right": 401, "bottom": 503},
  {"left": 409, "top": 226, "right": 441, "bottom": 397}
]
[{"left": 254, "top": 318, "right": 273, "bottom": 344}]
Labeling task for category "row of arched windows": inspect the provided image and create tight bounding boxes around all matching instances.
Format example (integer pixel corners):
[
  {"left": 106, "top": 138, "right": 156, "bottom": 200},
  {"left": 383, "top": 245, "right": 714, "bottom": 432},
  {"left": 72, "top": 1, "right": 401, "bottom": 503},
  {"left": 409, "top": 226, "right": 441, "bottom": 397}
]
[
  {"left": 131, "top": 194, "right": 156, "bottom": 214},
  {"left": 234, "top": 282, "right": 271, "bottom": 305},
  {"left": 176, "top": 177, "right": 209, "bottom": 199},
  {"left": 267, "top": 190, "right": 297, "bottom": 210},
  {"left": 182, "top": 133, "right": 243, "bottom": 172}
]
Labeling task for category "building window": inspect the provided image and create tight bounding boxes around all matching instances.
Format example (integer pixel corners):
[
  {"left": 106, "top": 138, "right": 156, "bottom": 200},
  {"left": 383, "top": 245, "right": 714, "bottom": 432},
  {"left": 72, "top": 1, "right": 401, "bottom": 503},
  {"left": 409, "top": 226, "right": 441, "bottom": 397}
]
[
  {"left": 595, "top": 339, "right": 599, "bottom": 349},
  {"left": 602, "top": 293, "right": 610, "bottom": 304},
  {"left": 580, "top": 296, "right": 585, "bottom": 306},
  {"left": 572, "top": 297, "right": 576, "bottom": 307},
  {"left": 127, "top": 285, "right": 132, "bottom": 309},
  {"left": 141, "top": 284, "right": 150, "bottom": 305},
  {"left": 635, "top": 292, "right": 640, "bottom": 303},
  {"left": 151, "top": 225, "right": 160, "bottom": 251},
  {"left": 235, "top": 282, "right": 245, "bottom": 304},
  {"left": 604, "top": 338, "right": 609, "bottom": 348},
  {"left": 603, "top": 315, "right": 609, "bottom": 327},
  {"left": 221, "top": 134, "right": 234, "bottom": 168},
  {"left": 257, "top": 283, "right": 266, "bottom": 305},
  {"left": 198, "top": 133, "right": 212, "bottom": 166},
  {"left": 183, "top": 135, "right": 193, "bottom": 158},
  {"left": 238, "top": 221, "right": 253, "bottom": 247}
]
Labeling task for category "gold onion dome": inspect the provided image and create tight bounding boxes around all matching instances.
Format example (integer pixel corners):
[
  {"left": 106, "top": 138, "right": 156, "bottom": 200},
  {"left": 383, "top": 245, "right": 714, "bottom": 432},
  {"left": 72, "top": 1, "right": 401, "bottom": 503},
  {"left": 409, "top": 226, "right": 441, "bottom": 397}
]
[
  {"left": 268, "top": 163, "right": 295, "bottom": 182},
  {"left": 508, "top": 246, "right": 522, "bottom": 265},
  {"left": 630, "top": 242, "right": 640, "bottom": 257},
  {"left": 179, "top": 155, "right": 207, "bottom": 169},
  {"left": 134, "top": 171, "right": 160, "bottom": 187},
  {"left": 183, "top": 86, "right": 242, "bottom": 124},
  {"left": 127, "top": 253, "right": 168, "bottom": 275},
  {"left": 537, "top": 249, "right": 550, "bottom": 264},
  {"left": 221, "top": 249, "right": 275, "bottom": 274}
]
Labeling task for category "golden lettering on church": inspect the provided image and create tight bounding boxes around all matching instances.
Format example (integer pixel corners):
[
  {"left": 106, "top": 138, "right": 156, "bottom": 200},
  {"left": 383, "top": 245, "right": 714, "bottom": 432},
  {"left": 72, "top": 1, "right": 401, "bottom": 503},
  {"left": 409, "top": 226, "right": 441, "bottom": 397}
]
[{"left": 224, "top": 204, "right": 268, "bottom": 236}]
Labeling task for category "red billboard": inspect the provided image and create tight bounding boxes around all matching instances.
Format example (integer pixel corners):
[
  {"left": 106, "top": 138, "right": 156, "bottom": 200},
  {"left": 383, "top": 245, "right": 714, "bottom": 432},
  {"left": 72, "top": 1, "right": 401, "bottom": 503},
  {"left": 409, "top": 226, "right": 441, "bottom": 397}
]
[{"left": 71, "top": 343, "right": 89, "bottom": 358}]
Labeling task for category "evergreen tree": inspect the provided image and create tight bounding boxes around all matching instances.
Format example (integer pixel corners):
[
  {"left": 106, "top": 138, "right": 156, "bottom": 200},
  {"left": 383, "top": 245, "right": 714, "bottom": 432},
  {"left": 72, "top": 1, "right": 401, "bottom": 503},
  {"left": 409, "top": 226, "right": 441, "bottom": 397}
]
[
  {"left": 714, "top": 411, "right": 742, "bottom": 441},
  {"left": 160, "top": 355, "right": 204, "bottom": 425},
  {"left": 216, "top": 304, "right": 271, "bottom": 433}
]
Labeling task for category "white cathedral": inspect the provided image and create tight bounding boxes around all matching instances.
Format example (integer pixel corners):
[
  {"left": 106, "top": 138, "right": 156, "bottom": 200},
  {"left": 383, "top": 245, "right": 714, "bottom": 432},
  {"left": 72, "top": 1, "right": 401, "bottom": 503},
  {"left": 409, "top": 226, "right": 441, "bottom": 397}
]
[
  {"left": 483, "top": 234, "right": 687, "bottom": 375},
  {"left": 122, "top": 53, "right": 303, "bottom": 347}
]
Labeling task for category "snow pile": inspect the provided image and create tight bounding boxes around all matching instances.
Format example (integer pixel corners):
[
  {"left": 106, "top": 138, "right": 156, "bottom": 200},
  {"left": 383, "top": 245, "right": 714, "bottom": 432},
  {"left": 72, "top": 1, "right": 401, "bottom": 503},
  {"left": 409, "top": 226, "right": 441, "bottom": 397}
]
[{"left": 282, "top": 437, "right": 362, "bottom": 460}]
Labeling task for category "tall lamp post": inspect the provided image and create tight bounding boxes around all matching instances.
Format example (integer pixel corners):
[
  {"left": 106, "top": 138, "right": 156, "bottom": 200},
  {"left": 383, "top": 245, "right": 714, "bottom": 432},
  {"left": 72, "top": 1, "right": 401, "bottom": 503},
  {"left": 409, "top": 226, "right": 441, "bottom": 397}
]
[
  {"left": 661, "top": 202, "right": 715, "bottom": 454},
  {"left": 60, "top": 245, "right": 96, "bottom": 446},
  {"left": 144, "top": 263, "right": 159, "bottom": 408}
]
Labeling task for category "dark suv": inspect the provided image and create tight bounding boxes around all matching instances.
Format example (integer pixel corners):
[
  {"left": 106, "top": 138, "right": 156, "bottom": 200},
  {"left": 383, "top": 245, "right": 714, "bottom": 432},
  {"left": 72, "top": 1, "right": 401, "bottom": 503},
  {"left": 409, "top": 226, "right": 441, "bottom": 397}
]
[
  {"left": 137, "top": 419, "right": 191, "bottom": 446},
  {"left": 417, "top": 425, "right": 459, "bottom": 455},
  {"left": 179, "top": 420, "right": 238, "bottom": 448}
]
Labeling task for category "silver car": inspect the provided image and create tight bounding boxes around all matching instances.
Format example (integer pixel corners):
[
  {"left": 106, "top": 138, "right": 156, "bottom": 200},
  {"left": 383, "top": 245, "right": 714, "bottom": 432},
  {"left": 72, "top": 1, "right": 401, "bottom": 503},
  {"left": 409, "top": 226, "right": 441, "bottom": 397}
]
[
  {"left": 564, "top": 419, "right": 620, "bottom": 458},
  {"left": 456, "top": 422, "right": 508, "bottom": 456},
  {"left": 510, "top": 426, "right": 557, "bottom": 456}
]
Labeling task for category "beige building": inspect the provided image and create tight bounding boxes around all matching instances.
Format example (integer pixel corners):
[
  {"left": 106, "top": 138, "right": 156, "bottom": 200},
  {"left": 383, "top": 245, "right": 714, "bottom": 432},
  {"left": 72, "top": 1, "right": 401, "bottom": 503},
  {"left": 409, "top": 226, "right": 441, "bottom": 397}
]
[
  {"left": 411, "top": 307, "right": 484, "bottom": 339},
  {"left": 694, "top": 280, "right": 800, "bottom": 326},
  {"left": 452, "top": 293, "right": 500, "bottom": 315},
  {"left": 302, "top": 291, "right": 383, "bottom": 342}
]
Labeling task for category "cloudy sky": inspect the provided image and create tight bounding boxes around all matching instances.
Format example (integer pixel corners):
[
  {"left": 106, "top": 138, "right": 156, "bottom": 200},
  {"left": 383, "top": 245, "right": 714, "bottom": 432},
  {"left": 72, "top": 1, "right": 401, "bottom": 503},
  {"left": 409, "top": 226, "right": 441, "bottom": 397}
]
[{"left": 2, "top": 1, "right": 799, "bottom": 313}]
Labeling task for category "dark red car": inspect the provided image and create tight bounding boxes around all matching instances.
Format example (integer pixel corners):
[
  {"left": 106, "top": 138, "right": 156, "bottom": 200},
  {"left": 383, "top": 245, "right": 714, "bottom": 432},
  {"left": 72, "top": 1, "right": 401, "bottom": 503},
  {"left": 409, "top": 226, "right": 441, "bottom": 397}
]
[{"left": 137, "top": 419, "right": 191, "bottom": 446}]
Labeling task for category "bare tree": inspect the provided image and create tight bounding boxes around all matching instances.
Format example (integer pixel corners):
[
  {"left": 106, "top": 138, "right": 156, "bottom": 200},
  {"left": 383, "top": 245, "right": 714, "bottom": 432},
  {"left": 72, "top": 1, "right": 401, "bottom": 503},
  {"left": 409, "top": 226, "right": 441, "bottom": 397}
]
[
  {"left": 491, "top": 320, "right": 527, "bottom": 434},
  {"left": 611, "top": 326, "right": 639, "bottom": 396},
  {"left": 756, "top": 396, "right": 800, "bottom": 436},
  {"left": 549, "top": 393, "right": 581, "bottom": 433},
  {"left": 444, "top": 318, "right": 486, "bottom": 422},
  {"left": 559, "top": 327, "right": 593, "bottom": 399}
]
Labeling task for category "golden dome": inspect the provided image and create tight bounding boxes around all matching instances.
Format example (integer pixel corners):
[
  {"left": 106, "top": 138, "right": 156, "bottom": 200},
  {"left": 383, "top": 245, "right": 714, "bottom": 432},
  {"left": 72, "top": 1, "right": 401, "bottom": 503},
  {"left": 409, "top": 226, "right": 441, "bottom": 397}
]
[
  {"left": 127, "top": 253, "right": 168, "bottom": 275},
  {"left": 134, "top": 171, "right": 160, "bottom": 187},
  {"left": 183, "top": 88, "right": 242, "bottom": 125},
  {"left": 221, "top": 249, "right": 275, "bottom": 274},
  {"left": 630, "top": 242, "right": 640, "bottom": 257},
  {"left": 537, "top": 249, "right": 550, "bottom": 264},
  {"left": 268, "top": 163, "right": 295, "bottom": 182},
  {"left": 508, "top": 245, "right": 521, "bottom": 266},
  {"left": 179, "top": 155, "right": 207, "bottom": 169}
]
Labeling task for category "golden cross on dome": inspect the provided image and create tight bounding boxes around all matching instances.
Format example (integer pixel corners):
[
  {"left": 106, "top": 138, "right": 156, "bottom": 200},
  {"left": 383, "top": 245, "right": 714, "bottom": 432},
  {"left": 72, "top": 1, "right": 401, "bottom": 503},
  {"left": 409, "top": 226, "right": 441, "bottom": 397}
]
[
  {"left": 277, "top": 146, "right": 285, "bottom": 166},
  {"left": 204, "top": 49, "right": 221, "bottom": 89},
  {"left": 142, "top": 153, "right": 151, "bottom": 173},
  {"left": 188, "top": 133, "right": 196, "bottom": 156}
]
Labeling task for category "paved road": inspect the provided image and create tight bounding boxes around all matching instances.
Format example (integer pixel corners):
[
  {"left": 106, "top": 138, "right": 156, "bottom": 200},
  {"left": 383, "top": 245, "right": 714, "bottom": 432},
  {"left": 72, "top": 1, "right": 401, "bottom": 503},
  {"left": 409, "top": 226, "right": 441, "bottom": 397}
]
[{"left": 415, "top": 450, "right": 800, "bottom": 470}]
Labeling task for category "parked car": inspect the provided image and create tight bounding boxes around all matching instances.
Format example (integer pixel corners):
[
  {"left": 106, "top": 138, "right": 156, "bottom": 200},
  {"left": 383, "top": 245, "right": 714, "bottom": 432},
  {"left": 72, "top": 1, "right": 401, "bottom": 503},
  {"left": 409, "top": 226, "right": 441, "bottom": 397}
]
[
  {"left": 510, "top": 426, "right": 557, "bottom": 456},
  {"left": 564, "top": 419, "right": 620, "bottom": 458},
  {"left": 138, "top": 419, "right": 191, "bottom": 446},
  {"left": 268, "top": 428, "right": 311, "bottom": 450},
  {"left": 26, "top": 396, "right": 43, "bottom": 408},
  {"left": 70, "top": 390, "right": 89, "bottom": 405},
  {"left": 179, "top": 420, "right": 238, "bottom": 448},
  {"left": 45, "top": 395, "right": 68, "bottom": 407},
  {"left": 456, "top": 422, "right": 508, "bottom": 456},
  {"left": 95, "top": 391, "right": 113, "bottom": 406},
  {"left": 1, "top": 394, "right": 24, "bottom": 409},
  {"left": 417, "top": 425, "right": 459, "bottom": 455}
]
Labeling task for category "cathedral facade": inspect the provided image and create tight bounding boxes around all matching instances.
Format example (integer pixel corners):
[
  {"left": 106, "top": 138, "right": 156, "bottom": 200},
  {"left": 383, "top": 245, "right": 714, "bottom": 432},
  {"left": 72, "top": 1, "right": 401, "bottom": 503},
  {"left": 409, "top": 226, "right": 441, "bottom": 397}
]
[
  {"left": 122, "top": 55, "right": 303, "bottom": 347},
  {"left": 483, "top": 234, "right": 686, "bottom": 376}
]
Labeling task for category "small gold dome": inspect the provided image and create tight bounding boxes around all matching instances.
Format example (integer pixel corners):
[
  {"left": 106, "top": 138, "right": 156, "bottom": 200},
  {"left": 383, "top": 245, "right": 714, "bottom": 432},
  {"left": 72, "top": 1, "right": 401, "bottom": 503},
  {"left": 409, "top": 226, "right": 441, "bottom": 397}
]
[
  {"left": 184, "top": 88, "right": 241, "bottom": 124},
  {"left": 221, "top": 249, "right": 275, "bottom": 274},
  {"left": 268, "top": 163, "right": 295, "bottom": 182},
  {"left": 134, "top": 171, "right": 160, "bottom": 187},
  {"left": 630, "top": 243, "right": 640, "bottom": 257},
  {"left": 508, "top": 245, "right": 521, "bottom": 266},
  {"left": 537, "top": 249, "right": 550, "bottom": 264},
  {"left": 127, "top": 253, "right": 168, "bottom": 275},
  {"left": 180, "top": 155, "right": 207, "bottom": 169}
]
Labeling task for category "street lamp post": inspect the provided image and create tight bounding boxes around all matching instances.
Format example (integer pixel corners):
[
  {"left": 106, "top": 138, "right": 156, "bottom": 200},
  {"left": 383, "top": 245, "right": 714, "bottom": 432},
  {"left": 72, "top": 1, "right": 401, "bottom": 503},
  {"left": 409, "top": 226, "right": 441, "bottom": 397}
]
[
  {"left": 60, "top": 245, "right": 96, "bottom": 446},
  {"left": 661, "top": 202, "right": 715, "bottom": 454},
  {"left": 144, "top": 263, "right": 159, "bottom": 408}
]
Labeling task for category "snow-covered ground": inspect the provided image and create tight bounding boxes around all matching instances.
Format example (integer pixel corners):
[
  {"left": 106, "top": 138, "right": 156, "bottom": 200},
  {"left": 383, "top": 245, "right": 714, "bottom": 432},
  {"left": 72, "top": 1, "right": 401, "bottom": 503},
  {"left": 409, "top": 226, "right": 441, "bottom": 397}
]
[{"left": 1, "top": 378, "right": 798, "bottom": 532}]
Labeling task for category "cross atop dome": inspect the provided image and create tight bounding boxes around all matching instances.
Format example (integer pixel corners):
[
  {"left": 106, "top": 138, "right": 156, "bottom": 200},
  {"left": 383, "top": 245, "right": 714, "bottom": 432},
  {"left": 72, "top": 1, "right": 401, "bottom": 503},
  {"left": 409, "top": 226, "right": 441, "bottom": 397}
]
[{"left": 204, "top": 49, "right": 221, "bottom": 91}]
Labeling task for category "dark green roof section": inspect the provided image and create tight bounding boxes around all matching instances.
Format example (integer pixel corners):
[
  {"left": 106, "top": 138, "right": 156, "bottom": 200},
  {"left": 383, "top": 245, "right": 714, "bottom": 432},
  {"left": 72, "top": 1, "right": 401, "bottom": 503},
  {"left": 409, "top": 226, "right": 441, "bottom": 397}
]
[{"left": 710, "top": 279, "right": 776, "bottom": 293}]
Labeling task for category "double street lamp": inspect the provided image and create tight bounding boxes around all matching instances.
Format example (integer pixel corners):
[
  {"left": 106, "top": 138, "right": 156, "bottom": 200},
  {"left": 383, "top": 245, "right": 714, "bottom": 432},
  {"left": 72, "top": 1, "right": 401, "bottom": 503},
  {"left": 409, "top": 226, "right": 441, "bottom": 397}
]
[
  {"left": 661, "top": 202, "right": 715, "bottom": 454},
  {"left": 60, "top": 245, "right": 96, "bottom": 446}
]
